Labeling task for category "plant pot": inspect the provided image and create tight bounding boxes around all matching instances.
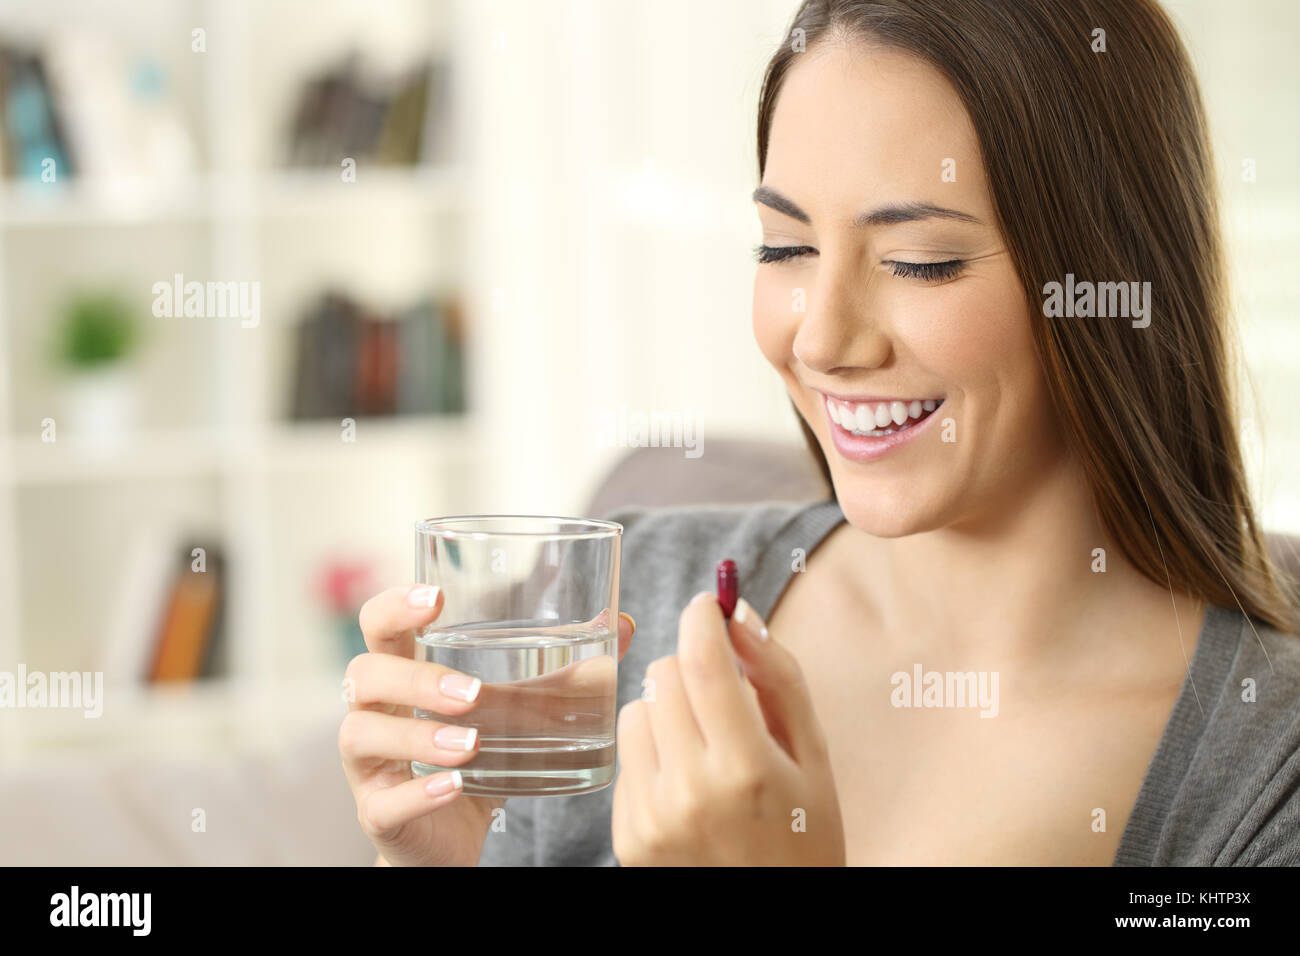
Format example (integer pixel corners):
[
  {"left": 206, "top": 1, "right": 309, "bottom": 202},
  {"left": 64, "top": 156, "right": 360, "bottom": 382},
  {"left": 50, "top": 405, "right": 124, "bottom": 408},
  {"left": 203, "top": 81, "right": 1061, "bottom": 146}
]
[{"left": 61, "top": 365, "right": 137, "bottom": 445}]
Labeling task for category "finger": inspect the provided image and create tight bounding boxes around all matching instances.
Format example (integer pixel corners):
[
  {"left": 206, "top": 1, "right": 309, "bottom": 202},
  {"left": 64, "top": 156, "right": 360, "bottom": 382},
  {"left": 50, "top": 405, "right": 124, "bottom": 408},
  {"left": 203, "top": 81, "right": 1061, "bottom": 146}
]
[
  {"left": 339, "top": 710, "right": 480, "bottom": 787},
  {"left": 675, "top": 592, "right": 767, "bottom": 759},
  {"left": 344, "top": 652, "right": 482, "bottom": 716},
  {"left": 617, "top": 612, "right": 636, "bottom": 660},
  {"left": 611, "top": 715, "right": 650, "bottom": 867},
  {"left": 729, "top": 598, "right": 826, "bottom": 766},
  {"left": 470, "top": 654, "right": 615, "bottom": 736},
  {"left": 642, "top": 655, "right": 704, "bottom": 774},
  {"left": 488, "top": 652, "right": 615, "bottom": 696},
  {"left": 356, "top": 770, "right": 466, "bottom": 843},
  {"left": 616, "top": 698, "right": 658, "bottom": 787},
  {"left": 539, "top": 606, "right": 634, "bottom": 659},
  {"left": 358, "top": 584, "right": 445, "bottom": 657}
]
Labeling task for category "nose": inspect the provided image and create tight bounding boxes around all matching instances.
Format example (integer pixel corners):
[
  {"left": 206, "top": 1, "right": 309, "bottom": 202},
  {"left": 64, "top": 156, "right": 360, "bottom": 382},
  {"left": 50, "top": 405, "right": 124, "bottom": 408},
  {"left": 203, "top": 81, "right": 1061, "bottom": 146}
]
[{"left": 791, "top": 258, "right": 891, "bottom": 375}]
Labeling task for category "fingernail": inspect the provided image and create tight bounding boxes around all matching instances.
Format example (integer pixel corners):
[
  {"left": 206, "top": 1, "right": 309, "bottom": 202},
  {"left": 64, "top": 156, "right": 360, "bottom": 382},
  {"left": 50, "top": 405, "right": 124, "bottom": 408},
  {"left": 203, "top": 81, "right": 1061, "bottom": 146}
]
[
  {"left": 619, "top": 611, "right": 636, "bottom": 632},
  {"left": 440, "top": 673, "right": 482, "bottom": 702},
  {"left": 407, "top": 585, "right": 440, "bottom": 609},
  {"left": 434, "top": 725, "right": 478, "bottom": 752},
  {"left": 733, "top": 598, "right": 769, "bottom": 642},
  {"left": 425, "top": 770, "right": 463, "bottom": 796}
]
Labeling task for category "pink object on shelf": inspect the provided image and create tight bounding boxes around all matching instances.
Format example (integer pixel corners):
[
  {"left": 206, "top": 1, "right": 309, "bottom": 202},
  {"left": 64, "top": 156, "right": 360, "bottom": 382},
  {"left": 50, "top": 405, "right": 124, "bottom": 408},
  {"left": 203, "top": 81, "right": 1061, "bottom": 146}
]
[{"left": 318, "top": 560, "right": 375, "bottom": 615}]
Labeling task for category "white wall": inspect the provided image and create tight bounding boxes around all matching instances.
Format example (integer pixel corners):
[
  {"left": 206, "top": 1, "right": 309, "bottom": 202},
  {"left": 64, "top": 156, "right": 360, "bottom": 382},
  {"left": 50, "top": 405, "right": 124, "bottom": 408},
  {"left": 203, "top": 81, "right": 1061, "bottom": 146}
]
[{"left": 454, "top": 0, "right": 807, "bottom": 514}]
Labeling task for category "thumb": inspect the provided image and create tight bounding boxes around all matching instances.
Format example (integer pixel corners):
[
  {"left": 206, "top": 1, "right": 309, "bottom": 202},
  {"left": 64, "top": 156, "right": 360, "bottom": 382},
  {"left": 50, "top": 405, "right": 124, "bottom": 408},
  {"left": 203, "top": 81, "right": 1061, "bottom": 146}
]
[{"left": 727, "top": 598, "right": 824, "bottom": 765}]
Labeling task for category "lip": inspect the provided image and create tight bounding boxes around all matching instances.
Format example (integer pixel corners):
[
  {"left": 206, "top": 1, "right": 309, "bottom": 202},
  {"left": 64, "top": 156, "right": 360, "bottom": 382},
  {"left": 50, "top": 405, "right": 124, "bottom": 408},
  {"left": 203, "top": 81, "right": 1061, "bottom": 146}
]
[
  {"left": 817, "top": 392, "right": 946, "bottom": 463},
  {"left": 816, "top": 388, "right": 939, "bottom": 405}
]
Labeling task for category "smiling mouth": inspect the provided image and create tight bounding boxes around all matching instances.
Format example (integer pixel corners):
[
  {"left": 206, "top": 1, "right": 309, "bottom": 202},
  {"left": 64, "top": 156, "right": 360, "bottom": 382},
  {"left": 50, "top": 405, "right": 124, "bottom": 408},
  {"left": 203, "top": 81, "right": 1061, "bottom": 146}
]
[{"left": 823, "top": 395, "right": 944, "bottom": 437}]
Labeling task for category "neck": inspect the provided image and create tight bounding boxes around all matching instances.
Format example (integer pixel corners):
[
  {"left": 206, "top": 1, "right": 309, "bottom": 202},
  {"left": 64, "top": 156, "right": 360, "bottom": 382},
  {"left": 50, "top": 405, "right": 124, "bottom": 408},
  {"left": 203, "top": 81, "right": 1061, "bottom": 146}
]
[{"left": 836, "top": 452, "right": 1189, "bottom": 667}]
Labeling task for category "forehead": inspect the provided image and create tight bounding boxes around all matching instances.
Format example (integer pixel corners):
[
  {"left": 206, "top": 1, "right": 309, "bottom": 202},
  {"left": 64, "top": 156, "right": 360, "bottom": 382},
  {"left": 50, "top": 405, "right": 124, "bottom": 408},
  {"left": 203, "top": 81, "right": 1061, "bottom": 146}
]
[{"left": 764, "top": 39, "right": 986, "bottom": 212}]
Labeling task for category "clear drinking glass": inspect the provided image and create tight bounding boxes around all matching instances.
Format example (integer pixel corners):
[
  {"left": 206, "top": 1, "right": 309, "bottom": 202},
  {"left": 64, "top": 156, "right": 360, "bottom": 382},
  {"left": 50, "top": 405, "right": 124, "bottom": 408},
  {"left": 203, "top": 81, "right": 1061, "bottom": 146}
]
[{"left": 411, "top": 515, "right": 622, "bottom": 797}]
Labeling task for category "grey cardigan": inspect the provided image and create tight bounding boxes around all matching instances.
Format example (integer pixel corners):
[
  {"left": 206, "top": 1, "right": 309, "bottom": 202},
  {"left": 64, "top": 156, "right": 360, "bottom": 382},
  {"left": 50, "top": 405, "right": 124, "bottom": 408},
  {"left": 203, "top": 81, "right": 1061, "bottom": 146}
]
[{"left": 477, "top": 498, "right": 1300, "bottom": 866}]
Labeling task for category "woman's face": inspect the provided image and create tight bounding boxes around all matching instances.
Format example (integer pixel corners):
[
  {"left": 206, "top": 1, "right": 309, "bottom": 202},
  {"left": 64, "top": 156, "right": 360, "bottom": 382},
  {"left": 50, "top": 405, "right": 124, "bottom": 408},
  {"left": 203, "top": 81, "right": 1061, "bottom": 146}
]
[{"left": 753, "top": 40, "right": 1065, "bottom": 537}]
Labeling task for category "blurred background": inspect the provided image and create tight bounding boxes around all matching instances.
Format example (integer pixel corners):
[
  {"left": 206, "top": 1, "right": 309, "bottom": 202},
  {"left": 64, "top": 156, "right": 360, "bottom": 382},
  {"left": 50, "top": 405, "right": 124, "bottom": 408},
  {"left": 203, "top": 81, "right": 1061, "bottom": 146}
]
[{"left": 0, "top": 0, "right": 1294, "bottom": 863}]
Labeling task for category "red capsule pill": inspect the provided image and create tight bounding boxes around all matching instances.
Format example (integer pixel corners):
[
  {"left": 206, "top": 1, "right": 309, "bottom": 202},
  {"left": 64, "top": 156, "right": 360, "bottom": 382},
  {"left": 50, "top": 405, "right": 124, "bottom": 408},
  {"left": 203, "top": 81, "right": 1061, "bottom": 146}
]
[{"left": 716, "top": 559, "right": 738, "bottom": 619}]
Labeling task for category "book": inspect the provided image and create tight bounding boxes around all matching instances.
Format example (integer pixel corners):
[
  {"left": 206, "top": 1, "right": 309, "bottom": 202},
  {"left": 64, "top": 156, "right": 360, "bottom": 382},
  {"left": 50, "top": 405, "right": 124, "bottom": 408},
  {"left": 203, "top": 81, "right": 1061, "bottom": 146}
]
[
  {"left": 290, "top": 292, "right": 361, "bottom": 420},
  {"left": 396, "top": 301, "right": 438, "bottom": 415},
  {"left": 354, "top": 312, "right": 398, "bottom": 416},
  {"left": 0, "top": 46, "right": 75, "bottom": 180},
  {"left": 148, "top": 542, "right": 224, "bottom": 683}
]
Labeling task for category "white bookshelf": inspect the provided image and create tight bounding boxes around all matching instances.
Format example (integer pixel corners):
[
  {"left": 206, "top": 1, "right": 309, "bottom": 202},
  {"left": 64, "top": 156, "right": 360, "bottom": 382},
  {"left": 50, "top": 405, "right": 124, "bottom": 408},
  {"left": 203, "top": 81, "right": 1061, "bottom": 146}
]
[{"left": 0, "top": 0, "right": 478, "bottom": 761}]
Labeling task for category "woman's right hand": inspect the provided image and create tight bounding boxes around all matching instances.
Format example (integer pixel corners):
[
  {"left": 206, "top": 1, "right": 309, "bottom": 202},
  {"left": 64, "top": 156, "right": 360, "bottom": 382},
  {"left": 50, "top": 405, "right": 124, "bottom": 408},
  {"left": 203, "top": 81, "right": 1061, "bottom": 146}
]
[
  {"left": 341, "top": 583, "right": 637, "bottom": 866},
  {"left": 340, "top": 584, "right": 500, "bottom": 868}
]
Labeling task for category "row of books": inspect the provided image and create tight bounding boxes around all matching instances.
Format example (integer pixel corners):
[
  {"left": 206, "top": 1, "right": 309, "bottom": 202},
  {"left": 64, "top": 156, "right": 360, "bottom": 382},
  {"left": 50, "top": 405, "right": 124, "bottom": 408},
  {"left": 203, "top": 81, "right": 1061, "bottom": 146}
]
[
  {"left": 0, "top": 38, "right": 196, "bottom": 183},
  {"left": 0, "top": 39, "right": 449, "bottom": 183},
  {"left": 284, "top": 54, "right": 451, "bottom": 167},
  {"left": 104, "top": 529, "right": 227, "bottom": 685},
  {"left": 289, "top": 292, "right": 466, "bottom": 420}
]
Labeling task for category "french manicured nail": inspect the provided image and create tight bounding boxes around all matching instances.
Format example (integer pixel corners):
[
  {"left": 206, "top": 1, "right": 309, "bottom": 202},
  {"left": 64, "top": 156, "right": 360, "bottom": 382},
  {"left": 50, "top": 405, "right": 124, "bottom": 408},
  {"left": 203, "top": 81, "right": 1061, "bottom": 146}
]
[
  {"left": 619, "top": 611, "right": 636, "bottom": 632},
  {"left": 407, "top": 585, "right": 440, "bottom": 609},
  {"left": 440, "top": 673, "right": 482, "bottom": 702},
  {"left": 733, "top": 598, "right": 769, "bottom": 642},
  {"left": 425, "top": 770, "right": 463, "bottom": 796},
  {"left": 434, "top": 725, "right": 478, "bottom": 752}
]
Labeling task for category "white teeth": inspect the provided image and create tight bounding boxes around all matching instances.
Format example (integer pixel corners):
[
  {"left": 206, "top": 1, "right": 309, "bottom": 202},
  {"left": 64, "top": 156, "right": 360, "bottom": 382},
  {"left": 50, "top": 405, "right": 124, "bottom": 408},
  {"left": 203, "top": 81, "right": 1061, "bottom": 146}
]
[{"left": 826, "top": 395, "right": 941, "bottom": 436}]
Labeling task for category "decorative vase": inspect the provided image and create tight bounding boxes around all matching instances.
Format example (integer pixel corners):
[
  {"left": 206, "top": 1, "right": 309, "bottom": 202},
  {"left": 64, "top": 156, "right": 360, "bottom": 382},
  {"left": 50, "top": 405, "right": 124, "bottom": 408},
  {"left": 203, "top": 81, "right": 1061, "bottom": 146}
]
[{"left": 61, "top": 364, "right": 137, "bottom": 445}]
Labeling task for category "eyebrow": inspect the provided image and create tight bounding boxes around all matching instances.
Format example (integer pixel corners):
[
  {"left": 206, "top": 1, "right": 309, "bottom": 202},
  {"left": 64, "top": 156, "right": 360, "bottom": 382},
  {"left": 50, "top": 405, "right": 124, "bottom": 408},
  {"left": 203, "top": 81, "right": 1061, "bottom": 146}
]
[{"left": 751, "top": 185, "right": 980, "bottom": 227}]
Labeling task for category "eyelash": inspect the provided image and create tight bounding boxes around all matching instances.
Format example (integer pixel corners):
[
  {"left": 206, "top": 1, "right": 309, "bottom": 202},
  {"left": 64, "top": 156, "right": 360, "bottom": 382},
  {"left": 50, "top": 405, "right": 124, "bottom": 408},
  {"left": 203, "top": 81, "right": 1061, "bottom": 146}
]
[{"left": 751, "top": 244, "right": 965, "bottom": 282}]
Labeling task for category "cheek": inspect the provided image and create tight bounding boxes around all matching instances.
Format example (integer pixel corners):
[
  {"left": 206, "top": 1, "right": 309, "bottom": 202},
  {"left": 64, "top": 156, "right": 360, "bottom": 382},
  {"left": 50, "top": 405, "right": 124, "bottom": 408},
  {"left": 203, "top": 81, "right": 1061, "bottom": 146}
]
[
  {"left": 899, "top": 274, "right": 1037, "bottom": 402},
  {"left": 752, "top": 271, "right": 799, "bottom": 370}
]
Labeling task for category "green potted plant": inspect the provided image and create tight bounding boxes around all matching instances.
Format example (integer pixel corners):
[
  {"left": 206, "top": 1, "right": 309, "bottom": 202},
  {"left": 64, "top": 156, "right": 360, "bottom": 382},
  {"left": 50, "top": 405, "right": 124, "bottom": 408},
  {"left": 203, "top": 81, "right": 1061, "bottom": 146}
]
[{"left": 53, "top": 290, "right": 141, "bottom": 443}]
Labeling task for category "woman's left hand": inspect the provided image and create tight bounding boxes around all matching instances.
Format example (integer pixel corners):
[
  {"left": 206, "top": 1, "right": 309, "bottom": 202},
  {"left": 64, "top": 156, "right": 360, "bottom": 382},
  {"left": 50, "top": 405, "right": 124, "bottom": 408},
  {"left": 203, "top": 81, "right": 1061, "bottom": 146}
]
[{"left": 612, "top": 591, "right": 846, "bottom": 865}]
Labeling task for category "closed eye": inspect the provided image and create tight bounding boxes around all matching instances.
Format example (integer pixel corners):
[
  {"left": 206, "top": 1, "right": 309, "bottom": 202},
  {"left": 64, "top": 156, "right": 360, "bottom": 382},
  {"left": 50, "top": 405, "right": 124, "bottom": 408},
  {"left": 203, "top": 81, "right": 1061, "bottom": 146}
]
[
  {"left": 887, "top": 259, "right": 966, "bottom": 282},
  {"left": 755, "top": 244, "right": 965, "bottom": 283},
  {"left": 753, "top": 243, "right": 816, "bottom": 264}
]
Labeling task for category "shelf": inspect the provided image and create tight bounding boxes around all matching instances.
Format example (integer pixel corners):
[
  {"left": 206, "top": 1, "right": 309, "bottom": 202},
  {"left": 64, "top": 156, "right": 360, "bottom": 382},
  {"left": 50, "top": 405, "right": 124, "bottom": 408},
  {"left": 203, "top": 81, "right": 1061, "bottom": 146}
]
[
  {"left": 256, "top": 165, "right": 467, "bottom": 218},
  {"left": 5, "top": 416, "right": 477, "bottom": 484},
  {"left": 0, "top": 166, "right": 465, "bottom": 228},
  {"left": 262, "top": 414, "right": 477, "bottom": 470},
  {"left": 0, "top": 178, "right": 209, "bottom": 227},
  {"left": 9, "top": 428, "right": 227, "bottom": 484}
]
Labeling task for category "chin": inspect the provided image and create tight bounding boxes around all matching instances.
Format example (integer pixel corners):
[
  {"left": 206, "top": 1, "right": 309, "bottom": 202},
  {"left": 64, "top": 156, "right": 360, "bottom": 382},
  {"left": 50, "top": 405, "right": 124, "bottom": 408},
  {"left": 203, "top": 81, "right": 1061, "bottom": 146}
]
[{"left": 830, "top": 477, "right": 946, "bottom": 539}]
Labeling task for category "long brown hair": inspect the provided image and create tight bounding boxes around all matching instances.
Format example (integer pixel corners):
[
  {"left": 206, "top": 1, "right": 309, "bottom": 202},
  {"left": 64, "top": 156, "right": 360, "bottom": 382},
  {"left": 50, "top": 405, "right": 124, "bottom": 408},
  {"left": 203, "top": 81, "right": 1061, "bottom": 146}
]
[{"left": 758, "top": 0, "right": 1299, "bottom": 634}]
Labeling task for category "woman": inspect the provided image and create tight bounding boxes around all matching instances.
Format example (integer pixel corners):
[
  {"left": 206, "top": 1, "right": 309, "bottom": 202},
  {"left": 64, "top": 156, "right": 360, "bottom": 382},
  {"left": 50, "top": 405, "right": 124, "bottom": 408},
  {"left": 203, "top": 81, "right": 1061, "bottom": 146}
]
[{"left": 339, "top": 0, "right": 1300, "bottom": 866}]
